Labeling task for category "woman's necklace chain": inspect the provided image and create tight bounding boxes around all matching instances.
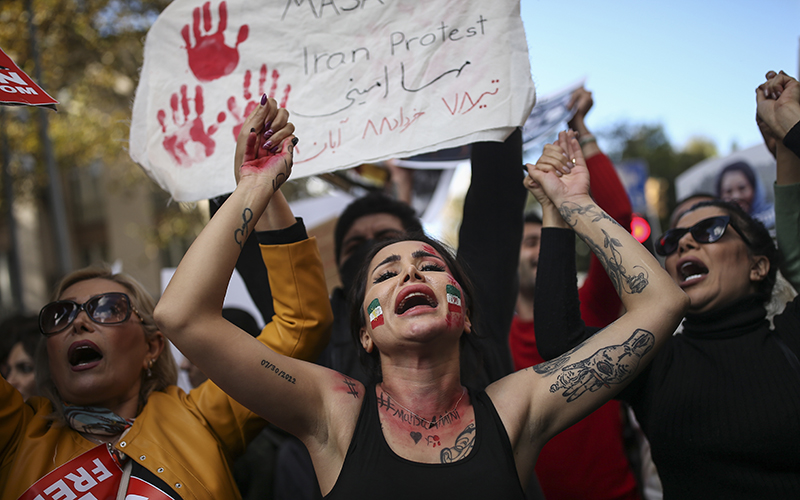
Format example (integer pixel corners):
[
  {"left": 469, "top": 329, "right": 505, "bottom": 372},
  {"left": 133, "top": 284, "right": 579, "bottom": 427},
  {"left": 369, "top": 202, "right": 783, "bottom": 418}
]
[{"left": 379, "top": 383, "right": 466, "bottom": 429}]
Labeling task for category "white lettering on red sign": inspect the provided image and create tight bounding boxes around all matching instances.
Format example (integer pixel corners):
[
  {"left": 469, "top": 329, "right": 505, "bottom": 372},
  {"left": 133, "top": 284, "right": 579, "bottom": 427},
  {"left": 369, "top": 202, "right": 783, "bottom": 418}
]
[
  {"left": 19, "top": 445, "right": 123, "bottom": 500},
  {"left": 0, "top": 71, "right": 26, "bottom": 85}
]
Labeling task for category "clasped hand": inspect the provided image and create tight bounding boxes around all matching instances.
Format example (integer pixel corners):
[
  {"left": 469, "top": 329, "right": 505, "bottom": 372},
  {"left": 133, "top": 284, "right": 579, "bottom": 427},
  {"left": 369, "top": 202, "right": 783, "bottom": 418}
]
[
  {"left": 524, "top": 130, "right": 591, "bottom": 212},
  {"left": 756, "top": 70, "right": 800, "bottom": 143}
]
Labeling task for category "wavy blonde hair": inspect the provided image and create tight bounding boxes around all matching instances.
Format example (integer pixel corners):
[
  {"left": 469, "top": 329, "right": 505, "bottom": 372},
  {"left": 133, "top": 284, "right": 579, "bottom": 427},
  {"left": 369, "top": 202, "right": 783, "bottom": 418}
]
[{"left": 35, "top": 265, "right": 177, "bottom": 422}]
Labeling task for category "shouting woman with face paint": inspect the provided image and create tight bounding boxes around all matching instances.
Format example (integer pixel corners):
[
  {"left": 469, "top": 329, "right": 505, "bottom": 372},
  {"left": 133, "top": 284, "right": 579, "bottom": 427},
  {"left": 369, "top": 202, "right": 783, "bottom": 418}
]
[{"left": 156, "top": 129, "right": 688, "bottom": 498}]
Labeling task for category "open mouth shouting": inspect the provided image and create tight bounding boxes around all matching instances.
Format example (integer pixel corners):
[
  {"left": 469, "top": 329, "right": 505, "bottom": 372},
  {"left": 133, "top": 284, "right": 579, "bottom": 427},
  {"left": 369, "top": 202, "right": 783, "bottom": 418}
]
[
  {"left": 68, "top": 340, "right": 104, "bottom": 371},
  {"left": 677, "top": 258, "right": 709, "bottom": 286},
  {"left": 395, "top": 285, "right": 439, "bottom": 315}
]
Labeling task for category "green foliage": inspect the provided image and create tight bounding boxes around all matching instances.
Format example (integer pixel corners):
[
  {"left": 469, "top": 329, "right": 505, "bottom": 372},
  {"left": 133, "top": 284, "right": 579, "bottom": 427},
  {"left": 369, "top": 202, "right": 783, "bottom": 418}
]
[
  {"left": 0, "top": 0, "right": 210, "bottom": 252},
  {"left": 601, "top": 122, "right": 717, "bottom": 228}
]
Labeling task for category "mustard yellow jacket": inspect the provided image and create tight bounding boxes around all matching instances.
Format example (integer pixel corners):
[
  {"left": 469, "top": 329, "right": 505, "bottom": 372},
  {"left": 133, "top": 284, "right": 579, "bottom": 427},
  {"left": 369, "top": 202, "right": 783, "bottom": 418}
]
[{"left": 0, "top": 238, "right": 332, "bottom": 500}]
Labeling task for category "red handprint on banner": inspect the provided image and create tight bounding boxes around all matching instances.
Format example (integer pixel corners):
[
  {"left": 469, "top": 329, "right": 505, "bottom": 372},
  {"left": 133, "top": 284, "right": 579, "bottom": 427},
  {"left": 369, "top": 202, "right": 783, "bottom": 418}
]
[
  {"left": 157, "top": 84, "right": 226, "bottom": 167},
  {"left": 181, "top": 1, "right": 248, "bottom": 82},
  {"left": 226, "top": 64, "right": 292, "bottom": 139}
]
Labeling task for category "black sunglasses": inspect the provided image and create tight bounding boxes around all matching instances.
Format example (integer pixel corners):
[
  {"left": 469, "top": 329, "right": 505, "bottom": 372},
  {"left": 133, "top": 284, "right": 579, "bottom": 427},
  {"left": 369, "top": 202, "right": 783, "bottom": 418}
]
[
  {"left": 656, "top": 215, "right": 751, "bottom": 256},
  {"left": 39, "top": 292, "right": 142, "bottom": 336}
]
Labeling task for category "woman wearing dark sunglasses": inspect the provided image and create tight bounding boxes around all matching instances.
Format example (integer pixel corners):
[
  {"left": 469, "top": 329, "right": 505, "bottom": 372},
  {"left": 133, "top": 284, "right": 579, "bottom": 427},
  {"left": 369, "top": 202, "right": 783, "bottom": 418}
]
[
  {"left": 532, "top": 195, "right": 800, "bottom": 498},
  {"left": 0, "top": 98, "right": 333, "bottom": 499}
]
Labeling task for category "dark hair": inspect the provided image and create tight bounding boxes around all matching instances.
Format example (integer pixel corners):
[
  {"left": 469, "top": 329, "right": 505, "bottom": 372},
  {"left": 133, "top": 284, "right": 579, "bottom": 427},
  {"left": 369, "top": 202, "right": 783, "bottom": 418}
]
[
  {"left": 715, "top": 161, "right": 757, "bottom": 198},
  {"left": 670, "top": 193, "right": 717, "bottom": 228},
  {"left": 682, "top": 199, "right": 778, "bottom": 301},
  {"left": 523, "top": 211, "right": 543, "bottom": 225},
  {"left": 1, "top": 315, "right": 40, "bottom": 361},
  {"left": 12, "top": 316, "right": 40, "bottom": 359},
  {"left": 334, "top": 192, "right": 423, "bottom": 264},
  {"left": 347, "top": 232, "right": 478, "bottom": 381}
]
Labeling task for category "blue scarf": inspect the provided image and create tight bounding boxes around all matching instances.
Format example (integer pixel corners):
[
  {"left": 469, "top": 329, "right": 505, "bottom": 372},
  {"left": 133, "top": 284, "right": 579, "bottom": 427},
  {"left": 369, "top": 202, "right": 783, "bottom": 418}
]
[{"left": 62, "top": 404, "right": 135, "bottom": 437}]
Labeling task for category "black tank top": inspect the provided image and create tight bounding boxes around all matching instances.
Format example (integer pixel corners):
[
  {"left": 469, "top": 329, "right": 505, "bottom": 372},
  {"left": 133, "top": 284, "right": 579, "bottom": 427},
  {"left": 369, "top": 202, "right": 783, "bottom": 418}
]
[{"left": 324, "top": 384, "right": 526, "bottom": 499}]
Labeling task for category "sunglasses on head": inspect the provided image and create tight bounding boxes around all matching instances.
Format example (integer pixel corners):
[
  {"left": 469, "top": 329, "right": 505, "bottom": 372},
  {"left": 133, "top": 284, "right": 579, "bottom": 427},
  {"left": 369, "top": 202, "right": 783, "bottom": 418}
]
[
  {"left": 39, "top": 292, "right": 142, "bottom": 336},
  {"left": 655, "top": 215, "right": 751, "bottom": 256}
]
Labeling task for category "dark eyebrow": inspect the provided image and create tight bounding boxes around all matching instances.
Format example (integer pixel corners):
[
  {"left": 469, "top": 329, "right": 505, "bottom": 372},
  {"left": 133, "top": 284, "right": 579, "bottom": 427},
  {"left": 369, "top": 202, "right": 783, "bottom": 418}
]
[
  {"left": 372, "top": 254, "right": 400, "bottom": 274},
  {"left": 411, "top": 250, "right": 442, "bottom": 261}
]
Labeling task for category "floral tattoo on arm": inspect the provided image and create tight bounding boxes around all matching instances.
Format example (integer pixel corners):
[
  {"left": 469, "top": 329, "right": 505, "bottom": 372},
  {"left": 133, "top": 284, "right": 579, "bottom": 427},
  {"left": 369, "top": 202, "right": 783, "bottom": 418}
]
[{"left": 558, "top": 202, "right": 649, "bottom": 295}]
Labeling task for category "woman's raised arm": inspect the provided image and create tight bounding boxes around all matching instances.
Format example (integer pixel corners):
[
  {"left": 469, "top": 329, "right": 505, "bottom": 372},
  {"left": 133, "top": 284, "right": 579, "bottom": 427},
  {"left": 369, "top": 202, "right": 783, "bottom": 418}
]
[
  {"left": 489, "top": 131, "right": 689, "bottom": 465},
  {"left": 154, "top": 100, "right": 347, "bottom": 444}
]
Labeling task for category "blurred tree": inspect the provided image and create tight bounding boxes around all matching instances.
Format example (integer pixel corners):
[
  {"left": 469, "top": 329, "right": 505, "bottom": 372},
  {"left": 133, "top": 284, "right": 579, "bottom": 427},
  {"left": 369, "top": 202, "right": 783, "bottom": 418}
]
[
  {"left": 0, "top": 0, "right": 211, "bottom": 276},
  {"left": 601, "top": 122, "right": 716, "bottom": 228}
]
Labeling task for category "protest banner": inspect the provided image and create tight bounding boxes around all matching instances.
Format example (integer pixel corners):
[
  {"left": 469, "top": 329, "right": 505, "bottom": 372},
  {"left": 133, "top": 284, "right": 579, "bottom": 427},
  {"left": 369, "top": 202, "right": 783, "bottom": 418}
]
[
  {"left": 130, "top": 0, "right": 535, "bottom": 201},
  {"left": 0, "top": 47, "right": 58, "bottom": 110}
]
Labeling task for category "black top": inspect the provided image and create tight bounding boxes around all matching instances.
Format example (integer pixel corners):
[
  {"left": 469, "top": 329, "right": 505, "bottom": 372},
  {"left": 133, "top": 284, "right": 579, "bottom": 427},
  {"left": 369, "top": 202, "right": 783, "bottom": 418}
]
[
  {"left": 325, "top": 385, "right": 526, "bottom": 500},
  {"left": 534, "top": 227, "right": 800, "bottom": 499}
]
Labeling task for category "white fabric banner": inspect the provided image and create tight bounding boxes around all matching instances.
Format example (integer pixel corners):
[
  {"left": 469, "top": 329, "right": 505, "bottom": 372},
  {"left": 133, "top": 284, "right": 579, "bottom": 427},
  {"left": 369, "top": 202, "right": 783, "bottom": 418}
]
[{"left": 130, "top": 0, "right": 535, "bottom": 201}]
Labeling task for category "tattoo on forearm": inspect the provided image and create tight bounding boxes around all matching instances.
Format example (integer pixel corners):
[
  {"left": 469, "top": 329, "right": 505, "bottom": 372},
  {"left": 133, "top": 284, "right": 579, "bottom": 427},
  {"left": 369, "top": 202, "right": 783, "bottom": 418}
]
[
  {"left": 234, "top": 208, "right": 254, "bottom": 249},
  {"left": 588, "top": 228, "right": 649, "bottom": 295},
  {"left": 558, "top": 202, "right": 620, "bottom": 228},
  {"left": 559, "top": 202, "right": 649, "bottom": 295},
  {"left": 440, "top": 423, "right": 476, "bottom": 463},
  {"left": 532, "top": 343, "right": 583, "bottom": 375},
  {"left": 260, "top": 359, "right": 296, "bottom": 384},
  {"left": 546, "top": 328, "right": 655, "bottom": 402}
]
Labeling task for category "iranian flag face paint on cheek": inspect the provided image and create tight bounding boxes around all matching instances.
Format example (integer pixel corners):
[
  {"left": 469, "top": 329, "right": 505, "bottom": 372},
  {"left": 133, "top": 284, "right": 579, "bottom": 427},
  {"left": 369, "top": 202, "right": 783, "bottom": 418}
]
[
  {"left": 446, "top": 284, "right": 462, "bottom": 314},
  {"left": 368, "top": 298, "right": 384, "bottom": 328}
]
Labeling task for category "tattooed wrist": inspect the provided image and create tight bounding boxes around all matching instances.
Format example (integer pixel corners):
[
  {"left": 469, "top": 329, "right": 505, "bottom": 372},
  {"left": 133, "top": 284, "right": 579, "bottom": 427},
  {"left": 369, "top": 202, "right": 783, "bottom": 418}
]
[
  {"left": 234, "top": 208, "right": 254, "bottom": 249},
  {"left": 558, "top": 201, "right": 620, "bottom": 228}
]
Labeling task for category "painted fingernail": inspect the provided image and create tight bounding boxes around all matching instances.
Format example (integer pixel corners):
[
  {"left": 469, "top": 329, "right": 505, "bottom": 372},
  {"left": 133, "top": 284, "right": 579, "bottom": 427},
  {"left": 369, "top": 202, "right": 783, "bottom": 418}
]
[
  {"left": 260, "top": 94, "right": 267, "bottom": 106},
  {"left": 271, "top": 145, "right": 281, "bottom": 153},
  {"left": 250, "top": 128, "right": 255, "bottom": 133},
  {"left": 263, "top": 129, "right": 274, "bottom": 139},
  {"left": 291, "top": 137, "right": 299, "bottom": 146},
  {"left": 264, "top": 140, "right": 273, "bottom": 150}
]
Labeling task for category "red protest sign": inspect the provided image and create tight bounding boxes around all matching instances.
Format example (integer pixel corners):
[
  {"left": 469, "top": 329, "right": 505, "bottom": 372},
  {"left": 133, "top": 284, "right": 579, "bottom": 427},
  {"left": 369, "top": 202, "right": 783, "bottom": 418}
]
[
  {"left": 0, "top": 46, "right": 58, "bottom": 110},
  {"left": 17, "top": 444, "right": 123, "bottom": 500}
]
